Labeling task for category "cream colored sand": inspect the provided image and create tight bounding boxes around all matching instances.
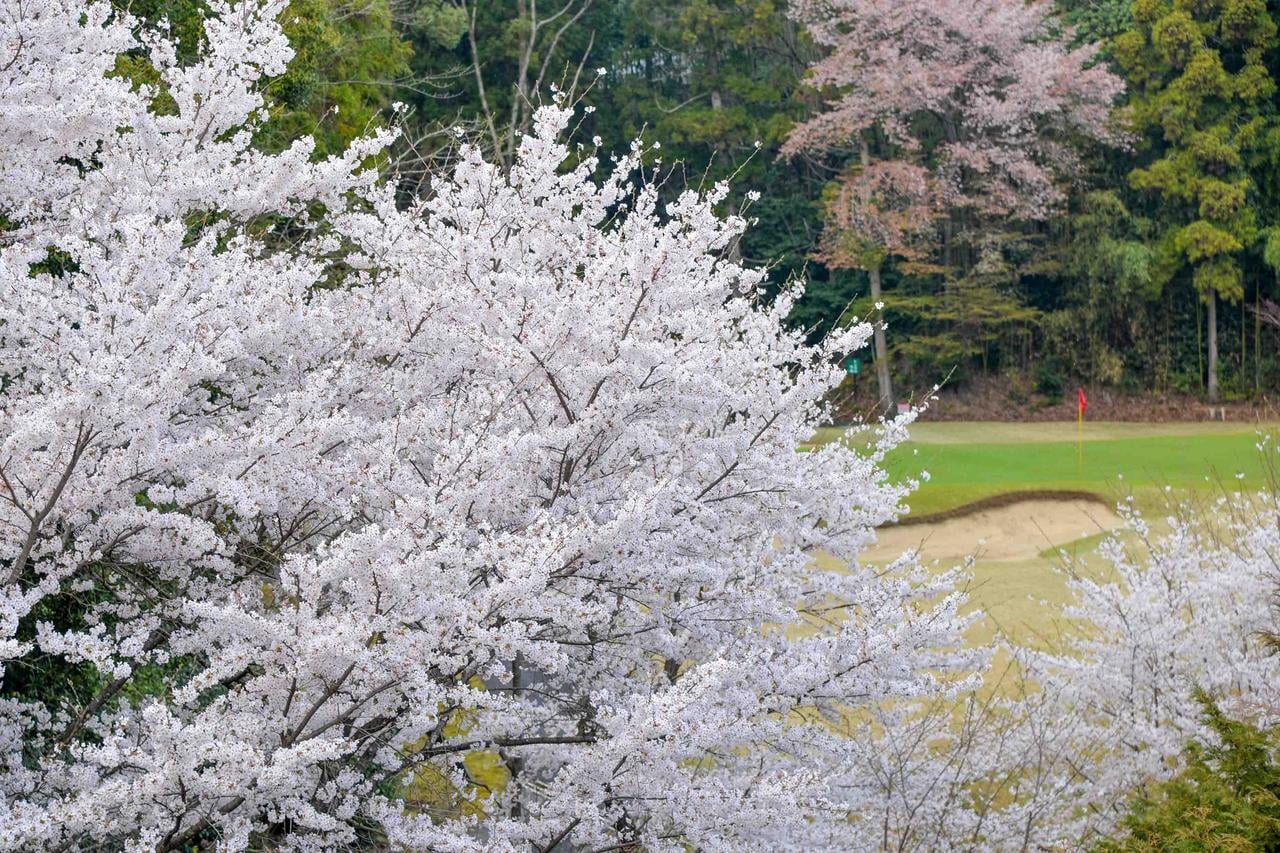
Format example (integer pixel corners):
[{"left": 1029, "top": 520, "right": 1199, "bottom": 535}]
[{"left": 863, "top": 499, "right": 1123, "bottom": 564}]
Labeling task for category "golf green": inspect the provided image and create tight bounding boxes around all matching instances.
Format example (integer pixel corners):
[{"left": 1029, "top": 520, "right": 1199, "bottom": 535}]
[{"left": 815, "top": 422, "right": 1275, "bottom": 517}]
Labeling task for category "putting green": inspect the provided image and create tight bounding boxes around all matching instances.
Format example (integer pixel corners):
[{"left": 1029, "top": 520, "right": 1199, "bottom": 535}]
[
  {"left": 881, "top": 420, "right": 1268, "bottom": 445},
  {"left": 812, "top": 421, "right": 1275, "bottom": 517}
]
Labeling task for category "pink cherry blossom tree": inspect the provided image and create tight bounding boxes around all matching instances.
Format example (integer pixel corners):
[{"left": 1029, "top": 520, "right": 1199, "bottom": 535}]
[
  {"left": 3, "top": 2, "right": 1277, "bottom": 850},
  {"left": 783, "top": 0, "right": 1124, "bottom": 410},
  {"left": 0, "top": 2, "right": 984, "bottom": 848}
]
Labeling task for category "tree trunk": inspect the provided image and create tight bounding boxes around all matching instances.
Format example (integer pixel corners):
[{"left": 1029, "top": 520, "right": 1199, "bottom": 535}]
[
  {"left": 858, "top": 138, "right": 895, "bottom": 417},
  {"left": 869, "top": 263, "right": 895, "bottom": 416},
  {"left": 1258, "top": 281, "right": 1264, "bottom": 393},
  {"left": 1207, "top": 291, "right": 1219, "bottom": 402}
]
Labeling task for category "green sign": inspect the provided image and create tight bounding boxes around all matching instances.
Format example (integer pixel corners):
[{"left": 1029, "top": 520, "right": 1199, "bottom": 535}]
[{"left": 846, "top": 357, "right": 862, "bottom": 376}]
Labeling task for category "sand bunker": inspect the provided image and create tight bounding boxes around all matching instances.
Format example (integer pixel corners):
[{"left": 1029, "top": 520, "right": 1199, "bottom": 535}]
[{"left": 864, "top": 498, "right": 1123, "bottom": 564}]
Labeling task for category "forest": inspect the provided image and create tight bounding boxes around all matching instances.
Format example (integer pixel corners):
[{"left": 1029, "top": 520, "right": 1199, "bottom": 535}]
[{"left": 129, "top": 0, "right": 1280, "bottom": 408}]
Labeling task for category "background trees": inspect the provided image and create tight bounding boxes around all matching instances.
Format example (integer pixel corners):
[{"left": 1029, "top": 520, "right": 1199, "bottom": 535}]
[
  {"left": 91, "top": 0, "right": 1280, "bottom": 404},
  {"left": 1115, "top": 0, "right": 1279, "bottom": 402},
  {"left": 781, "top": 0, "right": 1123, "bottom": 411}
]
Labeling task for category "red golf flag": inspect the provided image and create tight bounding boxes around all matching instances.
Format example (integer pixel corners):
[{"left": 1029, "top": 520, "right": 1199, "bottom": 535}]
[{"left": 1077, "top": 388, "right": 1087, "bottom": 415}]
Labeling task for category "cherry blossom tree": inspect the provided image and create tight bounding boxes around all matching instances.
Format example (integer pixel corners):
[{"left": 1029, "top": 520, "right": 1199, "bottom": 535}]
[
  {"left": 5, "top": 2, "right": 1279, "bottom": 850},
  {"left": 1028, "top": 491, "right": 1280, "bottom": 841},
  {"left": 783, "top": 0, "right": 1124, "bottom": 411},
  {"left": 0, "top": 1, "right": 984, "bottom": 848},
  {"left": 841, "top": 488, "right": 1280, "bottom": 849}
]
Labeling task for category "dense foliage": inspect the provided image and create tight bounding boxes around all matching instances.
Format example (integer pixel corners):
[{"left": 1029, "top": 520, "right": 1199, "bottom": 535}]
[
  {"left": 1103, "top": 698, "right": 1280, "bottom": 851},
  {"left": 1113, "top": 0, "right": 1279, "bottom": 401},
  {"left": 343, "top": 0, "right": 1280, "bottom": 406}
]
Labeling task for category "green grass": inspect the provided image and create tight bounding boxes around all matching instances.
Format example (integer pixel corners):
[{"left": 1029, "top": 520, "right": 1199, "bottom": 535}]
[
  {"left": 879, "top": 420, "right": 1267, "bottom": 445},
  {"left": 808, "top": 421, "right": 1278, "bottom": 646},
  {"left": 814, "top": 421, "right": 1275, "bottom": 516}
]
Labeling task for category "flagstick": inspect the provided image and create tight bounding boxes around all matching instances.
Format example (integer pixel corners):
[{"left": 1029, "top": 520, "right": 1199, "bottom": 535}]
[{"left": 1077, "top": 396, "right": 1084, "bottom": 474}]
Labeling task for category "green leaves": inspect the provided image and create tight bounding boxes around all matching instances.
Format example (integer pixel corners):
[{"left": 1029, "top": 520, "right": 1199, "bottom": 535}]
[
  {"left": 1220, "top": 0, "right": 1274, "bottom": 45},
  {"left": 1196, "top": 178, "right": 1246, "bottom": 219},
  {"left": 1119, "top": 0, "right": 1276, "bottom": 305},
  {"left": 260, "top": 0, "right": 411, "bottom": 156},
  {"left": 1152, "top": 10, "right": 1201, "bottom": 66},
  {"left": 121, "top": 0, "right": 411, "bottom": 157},
  {"left": 409, "top": 1, "right": 467, "bottom": 51},
  {"left": 1174, "top": 220, "right": 1243, "bottom": 262},
  {"left": 1105, "top": 694, "right": 1280, "bottom": 852},
  {"left": 1261, "top": 228, "right": 1280, "bottom": 273},
  {"left": 1192, "top": 255, "right": 1244, "bottom": 299}
]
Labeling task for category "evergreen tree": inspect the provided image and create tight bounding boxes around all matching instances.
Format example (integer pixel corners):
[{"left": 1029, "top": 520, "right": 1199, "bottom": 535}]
[
  {"left": 1103, "top": 697, "right": 1280, "bottom": 851},
  {"left": 1114, "top": 0, "right": 1278, "bottom": 401}
]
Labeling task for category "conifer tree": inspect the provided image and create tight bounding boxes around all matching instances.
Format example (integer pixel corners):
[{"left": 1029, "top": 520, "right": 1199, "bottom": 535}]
[{"left": 1114, "top": 0, "right": 1278, "bottom": 401}]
